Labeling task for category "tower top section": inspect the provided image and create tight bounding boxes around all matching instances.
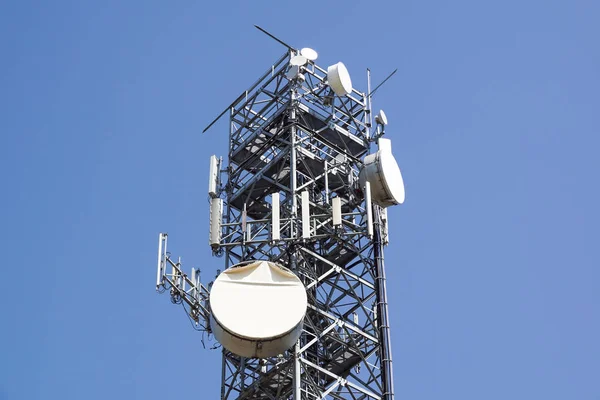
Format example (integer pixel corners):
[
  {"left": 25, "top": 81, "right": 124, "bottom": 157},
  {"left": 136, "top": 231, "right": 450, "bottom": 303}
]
[{"left": 202, "top": 26, "right": 397, "bottom": 148}]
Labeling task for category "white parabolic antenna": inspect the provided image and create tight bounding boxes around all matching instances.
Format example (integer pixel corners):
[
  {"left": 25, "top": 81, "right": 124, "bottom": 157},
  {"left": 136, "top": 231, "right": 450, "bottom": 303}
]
[
  {"left": 290, "top": 55, "right": 308, "bottom": 66},
  {"left": 327, "top": 62, "right": 353, "bottom": 96},
  {"left": 300, "top": 47, "right": 318, "bottom": 61},
  {"left": 210, "top": 260, "right": 307, "bottom": 358},
  {"left": 375, "top": 109, "right": 388, "bottom": 126},
  {"left": 359, "top": 138, "right": 405, "bottom": 207}
]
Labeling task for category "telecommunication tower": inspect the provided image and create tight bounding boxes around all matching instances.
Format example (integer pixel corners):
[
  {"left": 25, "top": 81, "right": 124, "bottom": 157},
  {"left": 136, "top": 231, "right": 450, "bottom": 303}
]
[{"left": 155, "top": 26, "right": 406, "bottom": 399}]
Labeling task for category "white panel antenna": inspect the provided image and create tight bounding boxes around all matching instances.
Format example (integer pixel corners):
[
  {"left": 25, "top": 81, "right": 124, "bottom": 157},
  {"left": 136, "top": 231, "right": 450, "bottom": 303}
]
[
  {"left": 301, "top": 191, "right": 310, "bottom": 239},
  {"left": 365, "top": 181, "right": 373, "bottom": 238},
  {"left": 271, "top": 193, "right": 280, "bottom": 241},
  {"left": 156, "top": 233, "right": 167, "bottom": 288},
  {"left": 208, "top": 155, "right": 219, "bottom": 198},
  {"left": 332, "top": 197, "right": 342, "bottom": 227},
  {"left": 209, "top": 198, "right": 223, "bottom": 249}
]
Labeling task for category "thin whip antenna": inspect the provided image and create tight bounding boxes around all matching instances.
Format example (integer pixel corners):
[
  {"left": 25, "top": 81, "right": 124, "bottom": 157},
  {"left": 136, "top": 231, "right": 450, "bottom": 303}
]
[
  {"left": 202, "top": 92, "right": 246, "bottom": 133},
  {"left": 367, "top": 68, "right": 373, "bottom": 140},
  {"left": 254, "top": 25, "right": 295, "bottom": 50},
  {"left": 368, "top": 68, "right": 398, "bottom": 97},
  {"left": 203, "top": 25, "right": 293, "bottom": 134}
]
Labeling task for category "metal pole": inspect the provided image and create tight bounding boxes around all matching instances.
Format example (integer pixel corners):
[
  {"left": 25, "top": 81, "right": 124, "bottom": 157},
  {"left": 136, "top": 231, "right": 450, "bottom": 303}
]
[
  {"left": 290, "top": 71, "right": 302, "bottom": 400},
  {"left": 294, "top": 342, "right": 302, "bottom": 399},
  {"left": 290, "top": 104, "right": 298, "bottom": 224},
  {"left": 374, "top": 206, "right": 395, "bottom": 400},
  {"left": 324, "top": 160, "right": 329, "bottom": 205}
]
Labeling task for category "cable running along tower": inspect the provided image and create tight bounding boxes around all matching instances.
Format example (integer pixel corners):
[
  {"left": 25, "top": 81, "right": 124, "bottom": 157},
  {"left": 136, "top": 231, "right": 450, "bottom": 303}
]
[{"left": 155, "top": 27, "right": 406, "bottom": 400}]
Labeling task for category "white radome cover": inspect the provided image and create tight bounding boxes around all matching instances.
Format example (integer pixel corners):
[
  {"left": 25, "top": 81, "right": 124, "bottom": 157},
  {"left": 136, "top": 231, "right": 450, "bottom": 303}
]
[
  {"left": 290, "top": 54, "right": 308, "bottom": 66},
  {"left": 327, "top": 62, "right": 353, "bottom": 96},
  {"left": 300, "top": 47, "right": 318, "bottom": 61},
  {"left": 210, "top": 260, "right": 307, "bottom": 358},
  {"left": 359, "top": 138, "right": 405, "bottom": 207}
]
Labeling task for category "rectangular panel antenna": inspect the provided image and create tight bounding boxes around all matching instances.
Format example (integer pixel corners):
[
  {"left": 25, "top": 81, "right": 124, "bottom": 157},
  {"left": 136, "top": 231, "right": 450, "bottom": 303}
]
[
  {"left": 302, "top": 191, "right": 310, "bottom": 239},
  {"left": 209, "top": 198, "right": 223, "bottom": 249},
  {"left": 208, "top": 155, "right": 219, "bottom": 198},
  {"left": 156, "top": 233, "right": 167, "bottom": 289},
  {"left": 272, "top": 193, "right": 280, "bottom": 241},
  {"left": 332, "top": 197, "right": 342, "bottom": 227},
  {"left": 365, "top": 181, "right": 373, "bottom": 238}
]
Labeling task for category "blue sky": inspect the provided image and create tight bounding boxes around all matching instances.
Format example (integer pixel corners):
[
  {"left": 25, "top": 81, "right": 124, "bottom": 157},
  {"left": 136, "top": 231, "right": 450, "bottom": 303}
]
[{"left": 1, "top": 1, "right": 598, "bottom": 399}]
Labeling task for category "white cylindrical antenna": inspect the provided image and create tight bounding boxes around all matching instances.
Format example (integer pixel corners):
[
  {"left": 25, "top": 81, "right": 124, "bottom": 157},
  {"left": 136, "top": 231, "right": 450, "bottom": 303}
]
[
  {"left": 332, "top": 197, "right": 342, "bottom": 227},
  {"left": 272, "top": 193, "right": 280, "bottom": 241},
  {"left": 209, "top": 198, "right": 223, "bottom": 249},
  {"left": 301, "top": 191, "right": 310, "bottom": 239},
  {"left": 365, "top": 181, "right": 373, "bottom": 238},
  {"left": 208, "top": 155, "right": 219, "bottom": 198}
]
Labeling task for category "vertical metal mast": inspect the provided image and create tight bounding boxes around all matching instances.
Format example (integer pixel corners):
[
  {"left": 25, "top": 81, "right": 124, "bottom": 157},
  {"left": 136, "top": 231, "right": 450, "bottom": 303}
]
[{"left": 156, "top": 31, "right": 401, "bottom": 399}]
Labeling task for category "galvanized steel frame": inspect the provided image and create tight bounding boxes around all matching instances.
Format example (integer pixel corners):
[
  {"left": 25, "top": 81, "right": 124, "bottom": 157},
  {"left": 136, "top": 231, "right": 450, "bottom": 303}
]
[{"left": 213, "top": 51, "right": 395, "bottom": 400}]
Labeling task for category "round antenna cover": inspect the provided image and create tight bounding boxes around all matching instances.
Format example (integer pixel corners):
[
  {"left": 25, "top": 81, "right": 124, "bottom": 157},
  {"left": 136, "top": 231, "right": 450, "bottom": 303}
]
[
  {"left": 300, "top": 47, "right": 318, "bottom": 61},
  {"left": 290, "top": 55, "right": 308, "bottom": 66},
  {"left": 359, "top": 139, "right": 405, "bottom": 207},
  {"left": 327, "top": 62, "right": 353, "bottom": 96},
  {"left": 210, "top": 260, "right": 307, "bottom": 358},
  {"left": 375, "top": 110, "right": 388, "bottom": 126}
]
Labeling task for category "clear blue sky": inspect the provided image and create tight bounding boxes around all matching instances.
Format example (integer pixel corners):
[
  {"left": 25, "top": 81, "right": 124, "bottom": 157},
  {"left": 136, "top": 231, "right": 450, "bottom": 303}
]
[{"left": 1, "top": 1, "right": 598, "bottom": 399}]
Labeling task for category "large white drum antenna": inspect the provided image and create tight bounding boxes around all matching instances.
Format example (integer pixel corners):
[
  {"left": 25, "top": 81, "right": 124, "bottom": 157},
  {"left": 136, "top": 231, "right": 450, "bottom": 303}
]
[{"left": 209, "top": 261, "right": 307, "bottom": 358}]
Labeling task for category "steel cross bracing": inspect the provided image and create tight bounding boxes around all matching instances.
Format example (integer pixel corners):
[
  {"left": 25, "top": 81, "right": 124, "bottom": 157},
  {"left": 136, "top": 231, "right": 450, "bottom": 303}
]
[{"left": 209, "top": 50, "right": 395, "bottom": 399}]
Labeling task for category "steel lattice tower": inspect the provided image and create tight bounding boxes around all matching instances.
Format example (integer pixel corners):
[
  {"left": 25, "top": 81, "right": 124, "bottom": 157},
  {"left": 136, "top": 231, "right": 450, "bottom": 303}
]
[{"left": 156, "top": 32, "right": 398, "bottom": 400}]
